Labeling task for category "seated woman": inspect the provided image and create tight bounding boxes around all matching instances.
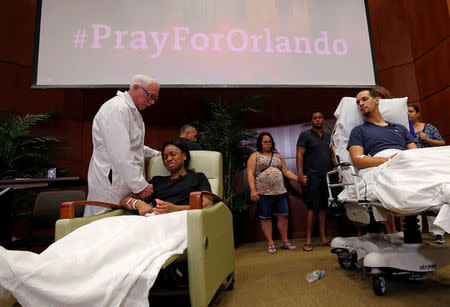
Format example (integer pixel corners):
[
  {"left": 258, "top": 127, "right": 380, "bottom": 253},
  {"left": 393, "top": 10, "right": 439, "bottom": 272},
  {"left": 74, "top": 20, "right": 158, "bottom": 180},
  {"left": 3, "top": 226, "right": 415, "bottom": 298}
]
[
  {"left": 121, "top": 138, "right": 213, "bottom": 215},
  {"left": 0, "top": 139, "right": 218, "bottom": 306}
]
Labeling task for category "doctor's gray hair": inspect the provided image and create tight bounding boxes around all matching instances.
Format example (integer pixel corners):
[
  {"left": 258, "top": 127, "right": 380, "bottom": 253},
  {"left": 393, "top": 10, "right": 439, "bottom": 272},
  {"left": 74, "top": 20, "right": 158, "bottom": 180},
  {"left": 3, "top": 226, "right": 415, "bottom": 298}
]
[{"left": 130, "top": 74, "right": 159, "bottom": 89}]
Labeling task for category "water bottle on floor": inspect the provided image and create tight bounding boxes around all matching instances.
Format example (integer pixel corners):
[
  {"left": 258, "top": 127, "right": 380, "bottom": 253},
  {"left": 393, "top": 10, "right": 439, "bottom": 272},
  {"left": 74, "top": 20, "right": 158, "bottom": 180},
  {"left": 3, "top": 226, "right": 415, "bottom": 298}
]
[{"left": 306, "top": 269, "right": 324, "bottom": 282}]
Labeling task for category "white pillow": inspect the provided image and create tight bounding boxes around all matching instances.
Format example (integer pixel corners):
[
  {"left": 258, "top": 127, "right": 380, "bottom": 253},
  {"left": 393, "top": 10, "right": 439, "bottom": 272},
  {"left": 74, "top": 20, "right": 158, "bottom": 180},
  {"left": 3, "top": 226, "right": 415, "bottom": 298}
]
[{"left": 332, "top": 96, "right": 409, "bottom": 163}]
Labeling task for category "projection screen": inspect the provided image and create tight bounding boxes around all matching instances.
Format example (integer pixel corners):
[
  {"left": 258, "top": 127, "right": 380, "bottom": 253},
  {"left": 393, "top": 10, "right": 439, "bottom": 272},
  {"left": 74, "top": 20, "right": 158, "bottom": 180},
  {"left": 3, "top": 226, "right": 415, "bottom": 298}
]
[{"left": 33, "top": 0, "right": 376, "bottom": 88}]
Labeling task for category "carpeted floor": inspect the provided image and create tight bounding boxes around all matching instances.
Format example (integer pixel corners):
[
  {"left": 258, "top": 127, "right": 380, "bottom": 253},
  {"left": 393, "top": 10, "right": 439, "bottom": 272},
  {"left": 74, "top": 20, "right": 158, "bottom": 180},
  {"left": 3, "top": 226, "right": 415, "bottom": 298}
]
[
  {"left": 8, "top": 235, "right": 449, "bottom": 307},
  {"left": 210, "top": 233, "right": 450, "bottom": 307}
]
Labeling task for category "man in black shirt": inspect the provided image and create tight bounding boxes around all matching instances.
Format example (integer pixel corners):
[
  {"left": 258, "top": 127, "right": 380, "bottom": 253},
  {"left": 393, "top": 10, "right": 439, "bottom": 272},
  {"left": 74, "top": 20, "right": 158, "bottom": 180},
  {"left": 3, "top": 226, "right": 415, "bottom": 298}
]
[
  {"left": 178, "top": 124, "right": 203, "bottom": 150},
  {"left": 296, "top": 111, "right": 334, "bottom": 251}
]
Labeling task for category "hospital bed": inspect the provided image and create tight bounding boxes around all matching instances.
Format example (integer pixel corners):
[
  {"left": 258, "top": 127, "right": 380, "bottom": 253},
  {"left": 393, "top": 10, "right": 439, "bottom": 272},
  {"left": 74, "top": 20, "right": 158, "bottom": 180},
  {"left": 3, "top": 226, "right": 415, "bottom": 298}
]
[
  {"left": 56, "top": 150, "right": 235, "bottom": 306},
  {"left": 326, "top": 97, "right": 450, "bottom": 296}
]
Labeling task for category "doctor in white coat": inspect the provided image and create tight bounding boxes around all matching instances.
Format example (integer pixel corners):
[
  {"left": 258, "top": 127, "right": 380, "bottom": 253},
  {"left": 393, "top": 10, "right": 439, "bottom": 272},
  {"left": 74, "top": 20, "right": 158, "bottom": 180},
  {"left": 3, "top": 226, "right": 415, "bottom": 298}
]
[{"left": 84, "top": 74, "right": 160, "bottom": 216}]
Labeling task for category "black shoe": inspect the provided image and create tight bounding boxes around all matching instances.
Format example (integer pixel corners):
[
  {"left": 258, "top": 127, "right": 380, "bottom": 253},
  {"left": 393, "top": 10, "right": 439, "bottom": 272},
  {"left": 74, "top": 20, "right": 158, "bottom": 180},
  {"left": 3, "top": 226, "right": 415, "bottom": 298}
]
[{"left": 433, "top": 234, "right": 444, "bottom": 245}]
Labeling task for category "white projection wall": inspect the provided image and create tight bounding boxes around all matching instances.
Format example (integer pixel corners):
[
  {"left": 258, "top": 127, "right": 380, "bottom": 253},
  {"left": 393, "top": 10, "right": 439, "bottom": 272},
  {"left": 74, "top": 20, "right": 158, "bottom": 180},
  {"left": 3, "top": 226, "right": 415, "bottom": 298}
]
[{"left": 33, "top": 0, "right": 376, "bottom": 87}]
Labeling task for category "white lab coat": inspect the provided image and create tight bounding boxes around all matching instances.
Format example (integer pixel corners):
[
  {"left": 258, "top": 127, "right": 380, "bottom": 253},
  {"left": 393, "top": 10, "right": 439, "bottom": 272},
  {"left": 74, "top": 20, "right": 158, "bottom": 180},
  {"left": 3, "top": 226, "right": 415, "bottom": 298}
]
[{"left": 84, "top": 91, "right": 159, "bottom": 216}]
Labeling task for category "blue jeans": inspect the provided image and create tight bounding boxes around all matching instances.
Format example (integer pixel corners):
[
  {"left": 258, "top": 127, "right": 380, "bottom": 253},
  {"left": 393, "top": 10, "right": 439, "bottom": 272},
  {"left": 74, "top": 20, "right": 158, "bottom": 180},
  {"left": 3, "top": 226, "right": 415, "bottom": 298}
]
[{"left": 258, "top": 193, "right": 289, "bottom": 219}]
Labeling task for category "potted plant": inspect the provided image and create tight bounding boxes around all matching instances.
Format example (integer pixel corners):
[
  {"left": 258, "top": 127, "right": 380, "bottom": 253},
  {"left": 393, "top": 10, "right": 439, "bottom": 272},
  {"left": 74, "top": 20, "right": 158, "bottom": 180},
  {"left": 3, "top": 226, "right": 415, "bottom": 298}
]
[
  {"left": 194, "top": 96, "right": 263, "bottom": 245},
  {"left": 0, "top": 112, "right": 68, "bottom": 216},
  {"left": 0, "top": 112, "right": 65, "bottom": 180}
]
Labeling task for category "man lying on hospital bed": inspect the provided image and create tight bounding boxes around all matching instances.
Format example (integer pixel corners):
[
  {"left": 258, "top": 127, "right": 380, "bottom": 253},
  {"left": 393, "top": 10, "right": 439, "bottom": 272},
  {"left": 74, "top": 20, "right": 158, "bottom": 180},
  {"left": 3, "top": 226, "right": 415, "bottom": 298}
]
[{"left": 339, "top": 89, "right": 450, "bottom": 233}]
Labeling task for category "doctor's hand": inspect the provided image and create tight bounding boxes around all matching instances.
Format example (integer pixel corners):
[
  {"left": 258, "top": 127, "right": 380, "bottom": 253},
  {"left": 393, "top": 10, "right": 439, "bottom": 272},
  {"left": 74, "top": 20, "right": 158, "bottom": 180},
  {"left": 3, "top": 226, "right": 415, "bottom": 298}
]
[
  {"left": 135, "top": 201, "right": 153, "bottom": 216},
  {"left": 138, "top": 184, "right": 153, "bottom": 199}
]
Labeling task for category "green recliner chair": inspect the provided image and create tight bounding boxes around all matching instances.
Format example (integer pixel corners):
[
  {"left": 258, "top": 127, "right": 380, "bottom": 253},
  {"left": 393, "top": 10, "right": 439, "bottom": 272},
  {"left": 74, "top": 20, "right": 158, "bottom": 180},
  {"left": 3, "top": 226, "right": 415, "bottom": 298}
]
[{"left": 55, "top": 150, "right": 235, "bottom": 307}]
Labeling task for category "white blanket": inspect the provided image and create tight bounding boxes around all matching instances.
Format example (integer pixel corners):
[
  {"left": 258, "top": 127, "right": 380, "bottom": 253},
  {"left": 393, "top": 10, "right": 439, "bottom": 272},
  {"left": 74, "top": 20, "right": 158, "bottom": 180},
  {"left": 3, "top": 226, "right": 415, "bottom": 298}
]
[
  {"left": 338, "top": 146, "right": 450, "bottom": 233},
  {"left": 0, "top": 211, "right": 188, "bottom": 307}
]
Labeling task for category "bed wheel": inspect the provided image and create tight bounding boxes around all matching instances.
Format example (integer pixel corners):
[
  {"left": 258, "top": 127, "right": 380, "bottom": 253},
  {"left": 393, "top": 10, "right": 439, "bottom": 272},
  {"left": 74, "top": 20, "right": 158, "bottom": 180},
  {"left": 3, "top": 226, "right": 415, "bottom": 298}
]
[
  {"left": 337, "top": 250, "right": 357, "bottom": 269},
  {"left": 223, "top": 272, "right": 235, "bottom": 291},
  {"left": 372, "top": 276, "right": 386, "bottom": 296},
  {"left": 338, "top": 256, "right": 353, "bottom": 269}
]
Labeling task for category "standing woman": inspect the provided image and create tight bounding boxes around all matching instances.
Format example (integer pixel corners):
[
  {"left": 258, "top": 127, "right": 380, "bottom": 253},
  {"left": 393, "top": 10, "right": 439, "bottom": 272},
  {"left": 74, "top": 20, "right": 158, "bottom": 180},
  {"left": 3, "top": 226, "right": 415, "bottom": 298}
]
[
  {"left": 408, "top": 104, "right": 446, "bottom": 244},
  {"left": 247, "top": 132, "right": 298, "bottom": 254}
]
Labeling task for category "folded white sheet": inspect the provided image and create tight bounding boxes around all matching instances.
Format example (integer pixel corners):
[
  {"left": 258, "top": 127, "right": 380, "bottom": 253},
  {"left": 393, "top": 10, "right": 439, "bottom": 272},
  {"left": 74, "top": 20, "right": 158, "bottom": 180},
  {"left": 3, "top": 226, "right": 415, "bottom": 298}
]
[
  {"left": 338, "top": 146, "right": 450, "bottom": 233},
  {"left": 0, "top": 211, "right": 188, "bottom": 307}
]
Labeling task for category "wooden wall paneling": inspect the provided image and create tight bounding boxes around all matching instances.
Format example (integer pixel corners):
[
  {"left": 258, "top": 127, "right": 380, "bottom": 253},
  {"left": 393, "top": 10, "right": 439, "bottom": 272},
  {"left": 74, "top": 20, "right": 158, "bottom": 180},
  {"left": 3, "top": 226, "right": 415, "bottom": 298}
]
[
  {"left": 405, "top": 0, "right": 450, "bottom": 59},
  {"left": 81, "top": 88, "right": 119, "bottom": 121},
  {"left": 144, "top": 124, "right": 179, "bottom": 152},
  {"left": 61, "top": 89, "right": 84, "bottom": 121},
  {"left": 414, "top": 38, "right": 449, "bottom": 99},
  {"left": 139, "top": 87, "right": 235, "bottom": 127},
  {"left": 377, "top": 63, "right": 420, "bottom": 101},
  {"left": 444, "top": 135, "right": 450, "bottom": 145},
  {"left": 81, "top": 121, "right": 93, "bottom": 179},
  {"left": 242, "top": 88, "right": 356, "bottom": 126},
  {"left": 0, "top": 62, "right": 66, "bottom": 114},
  {"left": 367, "top": 0, "right": 414, "bottom": 70},
  {"left": 31, "top": 119, "right": 85, "bottom": 177},
  {"left": 0, "top": 0, "right": 36, "bottom": 66},
  {"left": 142, "top": 87, "right": 357, "bottom": 128},
  {"left": 419, "top": 87, "right": 450, "bottom": 138}
]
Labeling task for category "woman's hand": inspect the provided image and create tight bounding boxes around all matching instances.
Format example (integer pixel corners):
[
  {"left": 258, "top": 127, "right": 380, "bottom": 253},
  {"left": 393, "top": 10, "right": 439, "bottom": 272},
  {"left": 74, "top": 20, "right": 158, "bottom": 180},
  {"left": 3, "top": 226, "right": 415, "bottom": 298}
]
[
  {"left": 418, "top": 132, "right": 429, "bottom": 142},
  {"left": 298, "top": 174, "right": 308, "bottom": 185},
  {"left": 250, "top": 190, "right": 260, "bottom": 203},
  {"left": 135, "top": 201, "right": 153, "bottom": 216},
  {"left": 153, "top": 199, "right": 180, "bottom": 214}
]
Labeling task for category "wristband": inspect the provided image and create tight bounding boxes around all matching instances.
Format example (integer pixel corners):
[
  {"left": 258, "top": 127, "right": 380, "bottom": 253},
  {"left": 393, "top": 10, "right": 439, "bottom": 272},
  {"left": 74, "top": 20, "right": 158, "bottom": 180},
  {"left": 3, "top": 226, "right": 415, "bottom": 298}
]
[{"left": 126, "top": 198, "right": 139, "bottom": 210}]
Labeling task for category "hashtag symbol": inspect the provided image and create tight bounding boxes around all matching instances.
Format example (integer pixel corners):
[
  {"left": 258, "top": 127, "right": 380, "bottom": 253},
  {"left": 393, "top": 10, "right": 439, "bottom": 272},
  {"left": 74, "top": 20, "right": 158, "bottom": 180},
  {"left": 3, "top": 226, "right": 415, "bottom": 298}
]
[{"left": 73, "top": 29, "right": 87, "bottom": 48}]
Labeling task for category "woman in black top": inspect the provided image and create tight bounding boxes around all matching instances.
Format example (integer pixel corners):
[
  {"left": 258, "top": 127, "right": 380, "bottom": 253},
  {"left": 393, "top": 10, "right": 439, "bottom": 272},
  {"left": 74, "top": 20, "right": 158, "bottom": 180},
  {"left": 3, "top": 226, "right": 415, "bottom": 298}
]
[{"left": 120, "top": 139, "right": 212, "bottom": 215}]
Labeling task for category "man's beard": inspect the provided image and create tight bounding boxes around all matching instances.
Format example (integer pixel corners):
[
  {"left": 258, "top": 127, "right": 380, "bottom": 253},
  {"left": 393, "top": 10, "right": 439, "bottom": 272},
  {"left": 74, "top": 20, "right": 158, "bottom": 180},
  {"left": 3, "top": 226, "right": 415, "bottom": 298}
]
[{"left": 361, "top": 109, "right": 370, "bottom": 117}]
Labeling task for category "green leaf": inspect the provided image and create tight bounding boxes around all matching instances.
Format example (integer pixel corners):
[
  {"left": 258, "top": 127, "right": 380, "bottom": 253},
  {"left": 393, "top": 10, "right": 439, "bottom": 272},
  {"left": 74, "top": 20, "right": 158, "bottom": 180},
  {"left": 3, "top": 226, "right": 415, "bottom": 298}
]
[
  {"left": 194, "top": 95, "right": 264, "bottom": 213},
  {"left": 0, "top": 112, "right": 67, "bottom": 179}
]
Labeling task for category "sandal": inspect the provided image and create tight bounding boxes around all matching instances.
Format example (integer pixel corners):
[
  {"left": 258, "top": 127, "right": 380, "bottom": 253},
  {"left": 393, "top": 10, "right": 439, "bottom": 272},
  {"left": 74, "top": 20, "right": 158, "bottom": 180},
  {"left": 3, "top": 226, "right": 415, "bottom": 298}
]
[
  {"left": 320, "top": 240, "right": 331, "bottom": 246},
  {"left": 267, "top": 244, "right": 277, "bottom": 254},
  {"left": 280, "top": 241, "right": 296, "bottom": 250},
  {"left": 303, "top": 244, "right": 313, "bottom": 252}
]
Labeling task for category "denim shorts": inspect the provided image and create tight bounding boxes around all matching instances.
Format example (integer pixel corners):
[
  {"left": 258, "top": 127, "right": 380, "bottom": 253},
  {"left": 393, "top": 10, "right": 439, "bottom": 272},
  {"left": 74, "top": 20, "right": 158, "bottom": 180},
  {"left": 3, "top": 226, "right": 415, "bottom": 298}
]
[
  {"left": 258, "top": 193, "right": 289, "bottom": 219},
  {"left": 304, "top": 175, "right": 329, "bottom": 213}
]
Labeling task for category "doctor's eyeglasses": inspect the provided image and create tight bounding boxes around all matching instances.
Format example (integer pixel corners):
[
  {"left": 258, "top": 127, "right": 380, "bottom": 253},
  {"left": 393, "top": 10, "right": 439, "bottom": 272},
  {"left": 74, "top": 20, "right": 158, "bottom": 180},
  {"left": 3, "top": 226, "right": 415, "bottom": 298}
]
[{"left": 140, "top": 86, "right": 159, "bottom": 103}]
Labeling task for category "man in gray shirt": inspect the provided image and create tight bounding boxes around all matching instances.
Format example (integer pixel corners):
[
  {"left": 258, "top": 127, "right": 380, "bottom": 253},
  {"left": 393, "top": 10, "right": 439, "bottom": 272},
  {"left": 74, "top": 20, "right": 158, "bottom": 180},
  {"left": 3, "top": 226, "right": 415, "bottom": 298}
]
[{"left": 296, "top": 111, "right": 334, "bottom": 251}]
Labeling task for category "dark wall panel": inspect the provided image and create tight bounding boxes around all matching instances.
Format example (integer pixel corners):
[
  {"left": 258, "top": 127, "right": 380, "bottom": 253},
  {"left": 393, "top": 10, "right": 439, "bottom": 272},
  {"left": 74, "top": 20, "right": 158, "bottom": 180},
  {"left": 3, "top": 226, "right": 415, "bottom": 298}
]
[
  {"left": 2, "top": 1, "right": 448, "bottom": 179},
  {"left": 1, "top": 0, "right": 36, "bottom": 66},
  {"left": 405, "top": 0, "right": 449, "bottom": 59},
  {"left": 419, "top": 88, "right": 450, "bottom": 138},
  {"left": 368, "top": 0, "right": 449, "bottom": 144},
  {"left": 367, "top": 0, "right": 413, "bottom": 70},
  {"left": 0, "top": 62, "right": 65, "bottom": 114},
  {"left": 377, "top": 63, "right": 419, "bottom": 101},
  {"left": 414, "top": 39, "right": 449, "bottom": 99}
]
